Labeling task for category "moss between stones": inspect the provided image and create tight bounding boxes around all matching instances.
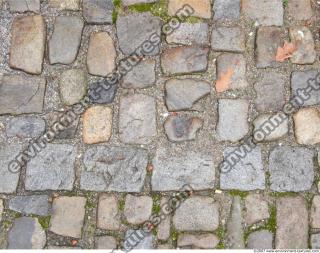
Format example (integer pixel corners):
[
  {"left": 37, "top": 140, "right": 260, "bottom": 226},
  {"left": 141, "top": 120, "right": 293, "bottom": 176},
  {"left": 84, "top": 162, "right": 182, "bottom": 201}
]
[
  {"left": 112, "top": 0, "right": 122, "bottom": 23},
  {"left": 38, "top": 216, "right": 51, "bottom": 230},
  {"left": 128, "top": 0, "right": 170, "bottom": 22},
  {"left": 170, "top": 227, "right": 178, "bottom": 242},
  {"left": 216, "top": 225, "right": 226, "bottom": 249},
  {"left": 283, "top": 0, "right": 288, "bottom": 8},
  {"left": 229, "top": 190, "right": 249, "bottom": 199},
  {"left": 118, "top": 197, "right": 126, "bottom": 211},
  {"left": 269, "top": 192, "right": 298, "bottom": 198},
  {"left": 265, "top": 205, "right": 276, "bottom": 233}
]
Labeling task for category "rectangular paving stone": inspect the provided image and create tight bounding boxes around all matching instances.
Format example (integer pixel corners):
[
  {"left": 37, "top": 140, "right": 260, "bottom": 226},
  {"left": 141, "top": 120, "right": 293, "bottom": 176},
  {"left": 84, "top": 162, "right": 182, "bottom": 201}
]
[
  {"left": 269, "top": 146, "right": 314, "bottom": 192},
  {"left": 173, "top": 197, "right": 219, "bottom": 231},
  {"left": 161, "top": 46, "right": 209, "bottom": 75},
  {"left": 6, "top": 116, "right": 45, "bottom": 138},
  {"left": 95, "top": 236, "right": 117, "bottom": 249},
  {"left": 220, "top": 146, "right": 265, "bottom": 191},
  {"left": 152, "top": 148, "right": 215, "bottom": 191},
  {"left": 211, "top": 27, "right": 245, "bottom": 53},
  {"left": 0, "top": 144, "right": 22, "bottom": 193},
  {"left": 247, "top": 230, "right": 273, "bottom": 249},
  {"left": 124, "top": 230, "right": 154, "bottom": 250},
  {"left": 244, "top": 194, "right": 269, "bottom": 225},
  {"left": 288, "top": 0, "right": 313, "bottom": 21},
  {"left": 168, "top": 0, "right": 211, "bottom": 19},
  {"left": 166, "top": 23, "right": 209, "bottom": 46},
  {"left": 25, "top": 144, "right": 77, "bottom": 191},
  {"left": 157, "top": 197, "right": 171, "bottom": 241},
  {"left": 213, "top": 0, "right": 240, "bottom": 21},
  {"left": 97, "top": 194, "right": 120, "bottom": 230},
  {"left": 8, "top": 195, "right": 50, "bottom": 216},
  {"left": 311, "top": 234, "right": 320, "bottom": 249},
  {"left": 8, "top": 0, "right": 40, "bottom": 12},
  {"left": 48, "top": 0, "right": 80, "bottom": 10},
  {"left": 10, "top": 15, "right": 46, "bottom": 74},
  {"left": 276, "top": 197, "right": 308, "bottom": 249},
  {"left": 242, "top": 0, "right": 283, "bottom": 26},
  {"left": 80, "top": 146, "right": 148, "bottom": 192},
  {"left": 124, "top": 195, "right": 152, "bottom": 225},
  {"left": 311, "top": 196, "right": 320, "bottom": 229},
  {"left": 178, "top": 233, "right": 219, "bottom": 249},
  {"left": 83, "top": 0, "right": 114, "bottom": 24},
  {"left": 0, "top": 75, "right": 45, "bottom": 115}
]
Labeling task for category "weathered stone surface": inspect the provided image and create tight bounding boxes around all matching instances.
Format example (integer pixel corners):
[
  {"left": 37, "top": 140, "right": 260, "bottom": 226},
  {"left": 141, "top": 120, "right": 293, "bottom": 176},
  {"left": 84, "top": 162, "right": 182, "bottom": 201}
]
[
  {"left": 216, "top": 53, "right": 248, "bottom": 92},
  {"left": 220, "top": 146, "right": 265, "bottom": 191},
  {"left": 311, "top": 234, "right": 320, "bottom": 249},
  {"left": 10, "top": 15, "right": 45, "bottom": 74},
  {"left": 254, "top": 72, "right": 285, "bottom": 112},
  {"left": 216, "top": 99, "right": 249, "bottom": 142},
  {"left": 255, "top": 27, "right": 283, "bottom": 68},
  {"left": 81, "top": 146, "right": 148, "bottom": 192},
  {"left": 0, "top": 75, "right": 45, "bottom": 115},
  {"left": 244, "top": 194, "right": 269, "bottom": 225},
  {"left": 121, "top": 59, "right": 156, "bottom": 89},
  {"left": 311, "top": 196, "right": 320, "bottom": 229},
  {"left": 290, "top": 27, "right": 316, "bottom": 64},
  {"left": 95, "top": 236, "right": 117, "bottom": 249},
  {"left": 6, "top": 116, "right": 45, "bottom": 138},
  {"left": 276, "top": 197, "right": 308, "bottom": 249},
  {"left": 97, "top": 194, "right": 120, "bottom": 230},
  {"left": 0, "top": 199, "right": 3, "bottom": 222},
  {"left": 269, "top": 146, "right": 314, "bottom": 192},
  {"left": 212, "top": 27, "right": 245, "bottom": 53},
  {"left": 164, "top": 115, "right": 203, "bottom": 142},
  {"left": 124, "top": 195, "right": 153, "bottom": 225},
  {"left": 60, "top": 69, "right": 87, "bottom": 105},
  {"left": 293, "top": 107, "right": 320, "bottom": 145},
  {"left": 157, "top": 244, "right": 173, "bottom": 249},
  {"left": 253, "top": 113, "right": 289, "bottom": 142},
  {"left": 166, "top": 23, "right": 209, "bottom": 46},
  {"left": 288, "top": 0, "right": 313, "bottom": 21},
  {"left": 226, "top": 196, "right": 245, "bottom": 249},
  {"left": 247, "top": 230, "right": 273, "bottom": 249},
  {"left": 291, "top": 70, "right": 320, "bottom": 107},
  {"left": 50, "top": 197, "right": 86, "bottom": 238},
  {"left": 152, "top": 148, "right": 214, "bottom": 191},
  {"left": 178, "top": 234, "right": 219, "bottom": 249},
  {"left": 124, "top": 230, "right": 154, "bottom": 250},
  {"left": 8, "top": 217, "right": 46, "bottom": 249},
  {"left": 88, "top": 80, "right": 118, "bottom": 104},
  {"left": 46, "top": 111, "right": 79, "bottom": 139},
  {"left": 8, "top": 195, "right": 50, "bottom": 216},
  {"left": 83, "top": 0, "right": 114, "bottom": 24},
  {"left": 83, "top": 106, "right": 113, "bottom": 144},
  {"left": 242, "top": 0, "right": 283, "bottom": 26},
  {"left": 116, "top": 13, "right": 161, "bottom": 55},
  {"left": 8, "top": 0, "right": 40, "bottom": 12},
  {"left": 49, "top": 0, "right": 80, "bottom": 10},
  {"left": 168, "top": 0, "right": 211, "bottom": 19},
  {"left": 49, "top": 16, "right": 84, "bottom": 65},
  {"left": 161, "top": 46, "right": 209, "bottom": 75},
  {"left": 87, "top": 32, "right": 116, "bottom": 77},
  {"left": 213, "top": 0, "right": 240, "bottom": 21},
  {"left": 173, "top": 197, "right": 219, "bottom": 231},
  {"left": 157, "top": 197, "right": 170, "bottom": 241},
  {"left": 0, "top": 144, "right": 22, "bottom": 193},
  {"left": 119, "top": 94, "right": 156, "bottom": 144},
  {"left": 122, "top": 0, "right": 158, "bottom": 5},
  {"left": 165, "top": 79, "right": 210, "bottom": 111},
  {"left": 25, "top": 144, "right": 77, "bottom": 191}
]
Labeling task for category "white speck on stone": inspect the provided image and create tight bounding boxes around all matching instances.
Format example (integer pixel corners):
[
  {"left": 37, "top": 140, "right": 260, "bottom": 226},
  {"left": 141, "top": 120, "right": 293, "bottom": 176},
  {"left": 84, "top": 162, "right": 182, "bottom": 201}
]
[
  {"left": 249, "top": 32, "right": 254, "bottom": 36},
  {"left": 297, "top": 30, "right": 304, "bottom": 38},
  {"left": 215, "top": 190, "right": 222, "bottom": 194},
  {"left": 254, "top": 21, "right": 260, "bottom": 27}
]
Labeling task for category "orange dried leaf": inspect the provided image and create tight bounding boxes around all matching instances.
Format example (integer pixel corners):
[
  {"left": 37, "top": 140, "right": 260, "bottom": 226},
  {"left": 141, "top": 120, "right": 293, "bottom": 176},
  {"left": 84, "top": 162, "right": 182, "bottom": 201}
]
[
  {"left": 216, "top": 67, "right": 234, "bottom": 93},
  {"left": 71, "top": 240, "right": 78, "bottom": 246},
  {"left": 275, "top": 42, "right": 297, "bottom": 62}
]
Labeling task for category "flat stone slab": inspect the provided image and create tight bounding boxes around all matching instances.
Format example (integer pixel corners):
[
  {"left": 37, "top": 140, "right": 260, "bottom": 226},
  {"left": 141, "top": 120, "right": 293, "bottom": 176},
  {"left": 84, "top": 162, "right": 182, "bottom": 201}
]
[
  {"left": 81, "top": 146, "right": 148, "bottom": 192},
  {"left": 288, "top": 0, "right": 313, "bottom": 21},
  {"left": 50, "top": 196, "right": 86, "bottom": 238},
  {"left": 6, "top": 116, "right": 45, "bottom": 138},
  {"left": 269, "top": 146, "right": 314, "bottom": 192},
  {"left": 166, "top": 23, "right": 209, "bottom": 46},
  {"left": 311, "top": 196, "right": 320, "bottom": 229},
  {"left": 247, "top": 230, "right": 273, "bottom": 249},
  {"left": 124, "top": 195, "right": 153, "bottom": 225},
  {"left": 211, "top": 27, "right": 245, "bottom": 53},
  {"left": 10, "top": 15, "right": 45, "bottom": 74},
  {"left": 152, "top": 148, "right": 215, "bottom": 191},
  {"left": 95, "top": 236, "right": 117, "bottom": 249},
  {"left": 88, "top": 80, "right": 118, "bottom": 104},
  {"left": 213, "top": 0, "right": 240, "bottom": 21},
  {"left": 311, "top": 234, "right": 320, "bottom": 249},
  {"left": 49, "top": 0, "right": 80, "bottom": 10},
  {"left": 0, "top": 75, "right": 45, "bottom": 115},
  {"left": 119, "top": 94, "right": 156, "bottom": 144},
  {"left": 168, "top": 0, "right": 211, "bottom": 19},
  {"left": 83, "top": 0, "right": 114, "bottom": 24},
  {"left": 161, "top": 46, "right": 209, "bottom": 75},
  {"left": 8, "top": 195, "right": 50, "bottom": 216},
  {"left": 97, "top": 194, "right": 120, "bottom": 230},
  {"left": 8, "top": 0, "right": 40, "bottom": 12},
  {"left": 157, "top": 197, "right": 170, "bottom": 241},
  {"left": 178, "top": 234, "right": 219, "bottom": 249},
  {"left": 0, "top": 144, "right": 22, "bottom": 193},
  {"left": 25, "top": 144, "right": 77, "bottom": 191},
  {"left": 8, "top": 217, "right": 46, "bottom": 249},
  {"left": 124, "top": 230, "right": 154, "bottom": 250},
  {"left": 276, "top": 197, "right": 308, "bottom": 249},
  {"left": 116, "top": 13, "right": 161, "bottom": 55},
  {"left": 242, "top": 0, "right": 283, "bottom": 26},
  {"left": 121, "top": 58, "right": 156, "bottom": 89},
  {"left": 165, "top": 78, "right": 210, "bottom": 111},
  {"left": 254, "top": 72, "right": 286, "bottom": 112},
  {"left": 49, "top": 16, "right": 84, "bottom": 65},
  {"left": 293, "top": 107, "right": 320, "bottom": 145},
  {"left": 244, "top": 194, "right": 269, "bottom": 225},
  {"left": 87, "top": 32, "right": 116, "bottom": 77},
  {"left": 216, "top": 99, "right": 249, "bottom": 142},
  {"left": 220, "top": 146, "right": 265, "bottom": 191},
  {"left": 173, "top": 196, "right": 219, "bottom": 231}
]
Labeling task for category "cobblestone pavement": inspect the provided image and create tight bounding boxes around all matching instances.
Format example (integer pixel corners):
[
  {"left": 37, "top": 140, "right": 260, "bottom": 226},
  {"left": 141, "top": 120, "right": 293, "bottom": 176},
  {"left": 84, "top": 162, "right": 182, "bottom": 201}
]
[{"left": 0, "top": 0, "right": 320, "bottom": 250}]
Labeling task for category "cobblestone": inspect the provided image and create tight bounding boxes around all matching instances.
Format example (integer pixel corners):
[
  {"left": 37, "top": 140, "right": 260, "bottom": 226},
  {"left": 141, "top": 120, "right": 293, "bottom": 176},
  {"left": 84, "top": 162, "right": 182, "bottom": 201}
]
[
  {"left": 82, "top": 0, "right": 113, "bottom": 24},
  {"left": 177, "top": 233, "right": 219, "bottom": 249},
  {"left": 97, "top": 194, "right": 120, "bottom": 230},
  {"left": 213, "top": 0, "right": 240, "bottom": 21},
  {"left": 124, "top": 195, "right": 152, "bottom": 225},
  {"left": 311, "top": 196, "right": 320, "bottom": 229},
  {"left": 8, "top": 195, "right": 50, "bottom": 216},
  {"left": 6, "top": 116, "right": 45, "bottom": 138},
  {"left": 247, "top": 230, "right": 273, "bottom": 249},
  {"left": 244, "top": 194, "right": 269, "bottom": 225},
  {"left": 211, "top": 27, "right": 245, "bottom": 53},
  {"left": 8, "top": 0, "right": 40, "bottom": 13},
  {"left": 95, "top": 236, "right": 117, "bottom": 249}
]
